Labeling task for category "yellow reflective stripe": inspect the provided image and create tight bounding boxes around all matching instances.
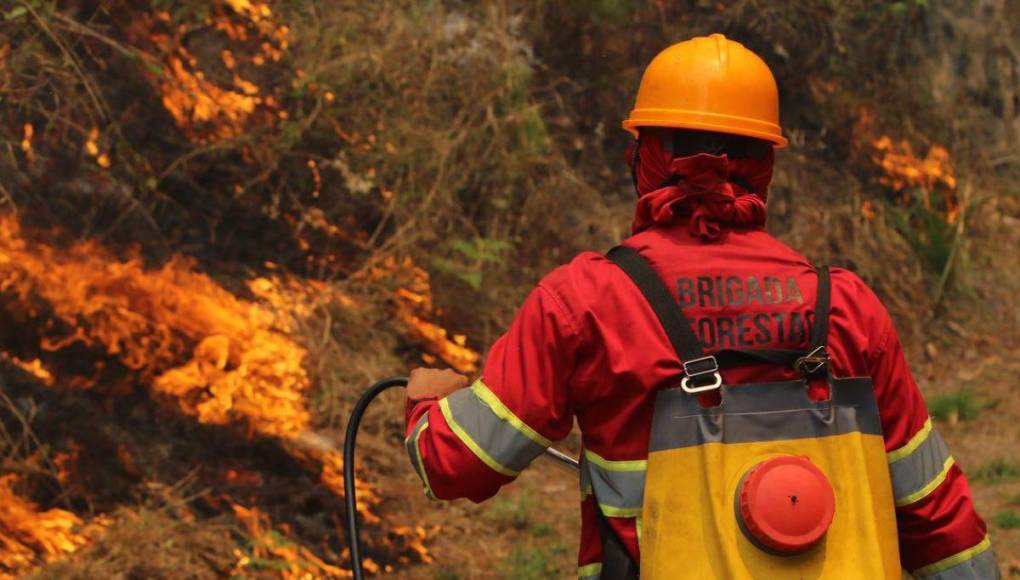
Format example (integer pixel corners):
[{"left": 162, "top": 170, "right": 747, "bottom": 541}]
[
  {"left": 894, "top": 455, "right": 955, "bottom": 507},
  {"left": 636, "top": 516, "right": 643, "bottom": 546},
  {"left": 578, "top": 562, "right": 602, "bottom": 578},
  {"left": 598, "top": 503, "right": 642, "bottom": 518},
  {"left": 471, "top": 380, "right": 552, "bottom": 448},
  {"left": 439, "top": 398, "right": 518, "bottom": 477},
  {"left": 889, "top": 417, "right": 934, "bottom": 463},
  {"left": 914, "top": 535, "right": 991, "bottom": 577},
  {"left": 584, "top": 449, "right": 647, "bottom": 472},
  {"left": 409, "top": 417, "right": 435, "bottom": 499}
]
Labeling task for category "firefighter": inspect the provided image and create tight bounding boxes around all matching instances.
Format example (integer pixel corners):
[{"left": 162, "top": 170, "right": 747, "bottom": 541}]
[{"left": 403, "top": 34, "right": 999, "bottom": 579}]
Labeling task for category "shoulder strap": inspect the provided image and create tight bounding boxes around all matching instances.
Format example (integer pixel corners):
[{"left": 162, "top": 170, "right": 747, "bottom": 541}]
[
  {"left": 785, "top": 264, "right": 831, "bottom": 377},
  {"left": 809, "top": 266, "right": 831, "bottom": 350},
  {"left": 607, "top": 245, "right": 720, "bottom": 391},
  {"left": 606, "top": 246, "right": 705, "bottom": 363}
]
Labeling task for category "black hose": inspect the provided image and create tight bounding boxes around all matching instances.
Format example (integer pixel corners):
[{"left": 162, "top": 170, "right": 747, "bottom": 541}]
[
  {"left": 342, "top": 376, "right": 579, "bottom": 578},
  {"left": 343, "top": 376, "right": 408, "bottom": 580}
]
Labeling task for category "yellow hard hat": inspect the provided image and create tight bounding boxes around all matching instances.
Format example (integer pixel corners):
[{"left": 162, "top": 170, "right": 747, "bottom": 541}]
[{"left": 622, "top": 34, "right": 787, "bottom": 147}]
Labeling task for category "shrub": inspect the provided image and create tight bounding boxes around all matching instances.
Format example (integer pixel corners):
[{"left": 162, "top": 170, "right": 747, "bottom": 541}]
[
  {"left": 993, "top": 512, "right": 1020, "bottom": 530},
  {"left": 928, "top": 390, "right": 983, "bottom": 423}
]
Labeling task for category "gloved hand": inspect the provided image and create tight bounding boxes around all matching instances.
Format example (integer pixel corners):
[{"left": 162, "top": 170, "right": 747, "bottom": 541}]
[{"left": 406, "top": 367, "right": 470, "bottom": 401}]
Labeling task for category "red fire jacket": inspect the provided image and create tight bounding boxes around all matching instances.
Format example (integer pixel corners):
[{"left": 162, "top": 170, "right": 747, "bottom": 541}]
[{"left": 404, "top": 220, "right": 992, "bottom": 578}]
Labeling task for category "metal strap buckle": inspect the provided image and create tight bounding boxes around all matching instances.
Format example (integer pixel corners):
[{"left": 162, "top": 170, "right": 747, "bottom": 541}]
[
  {"left": 681, "top": 355, "right": 722, "bottom": 394},
  {"left": 794, "top": 346, "right": 829, "bottom": 376}
]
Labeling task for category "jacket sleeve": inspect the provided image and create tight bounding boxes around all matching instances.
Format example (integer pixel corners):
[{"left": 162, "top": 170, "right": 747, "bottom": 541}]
[
  {"left": 868, "top": 311, "right": 999, "bottom": 578},
  {"left": 403, "top": 282, "right": 580, "bottom": 502}
]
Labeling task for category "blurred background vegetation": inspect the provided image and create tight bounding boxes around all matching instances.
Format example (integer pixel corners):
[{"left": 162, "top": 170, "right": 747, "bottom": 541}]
[{"left": 0, "top": 0, "right": 1019, "bottom": 577}]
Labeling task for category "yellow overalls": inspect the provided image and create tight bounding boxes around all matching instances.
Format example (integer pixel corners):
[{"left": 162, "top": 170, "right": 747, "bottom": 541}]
[{"left": 604, "top": 246, "right": 900, "bottom": 579}]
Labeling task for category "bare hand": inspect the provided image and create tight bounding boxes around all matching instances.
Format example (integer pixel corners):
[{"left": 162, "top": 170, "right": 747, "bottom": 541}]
[{"left": 407, "top": 367, "right": 470, "bottom": 400}]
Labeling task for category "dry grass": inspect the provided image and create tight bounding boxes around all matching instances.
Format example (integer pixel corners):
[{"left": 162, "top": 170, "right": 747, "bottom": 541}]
[{"left": 33, "top": 506, "right": 237, "bottom": 580}]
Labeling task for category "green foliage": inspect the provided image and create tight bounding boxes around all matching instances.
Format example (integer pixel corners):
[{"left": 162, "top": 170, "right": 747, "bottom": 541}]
[
  {"left": 486, "top": 492, "right": 534, "bottom": 530},
  {"left": 531, "top": 523, "right": 554, "bottom": 538},
  {"left": 3, "top": 6, "right": 28, "bottom": 20},
  {"left": 432, "top": 237, "right": 512, "bottom": 290},
  {"left": 485, "top": 492, "right": 570, "bottom": 578},
  {"left": 890, "top": 199, "right": 959, "bottom": 278},
  {"left": 889, "top": 0, "right": 929, "bottom": 16},
  {"left": 566, "top": 0, "right": 631, "bottom": 24},
  {"left": 928, "top": 390, "right": 983, "bottom": 423},
  {"left": 993, "top": 512, "right": 1020, "bottom": 530},
  {"left": 972, "top": 459, "right": 1020, "bottom": 484},
  {"left": 522, "top": 106, "right": 549, "bottom": 155}
]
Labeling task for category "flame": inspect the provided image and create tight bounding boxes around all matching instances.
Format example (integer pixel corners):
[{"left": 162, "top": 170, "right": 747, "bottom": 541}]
[
  {"left": 51, "top": 445, "right": 80, "bottom": 487},
  {"left": 0, "top": 214, "right": 313, "bottom": 439},
  {"left": 367, "top": 256, "right": 480, "bottom": 373},
  {"left": 871, "top": 136, "right": 960, "bottom": 223},
  {"left": 220, "top": 467, "right": 263, "bottom": 487},
  {"left": 0, "top": 214, "right": 446, "bottom": 572},
  {"left": 159, "top": 55, "right": 263, "bottom": 143},
  {"left": 390, "top": 525, "right": 435, "bottom": 566},
  {"left": 19, "top": 123, "right": 34, "bottom": 163},
  {"left": 128, "top": 0, "right": 289, "bottom": 144},
  {"left": 230, "top": 502, "right": 351, "bottom": 579},
  {"left": 319, "top": 452, "right": 381, "bottom": 526},
  {"left": 0, "top": 353, "right": 53, "bottom": 386},
  {"left": 82, "top": 128, "right": 109, "bottom": 168},
  {"left": 871, "top": 136, "right": 957, "bottom": 193},
  {"left": 0, "top": 474, "right": 106, "bottom": 576}
]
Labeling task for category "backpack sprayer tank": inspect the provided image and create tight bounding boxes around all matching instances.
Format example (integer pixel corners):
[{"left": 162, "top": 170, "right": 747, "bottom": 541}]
[{"left": 342, "top": 377, "right": 579, "bottom": 580}]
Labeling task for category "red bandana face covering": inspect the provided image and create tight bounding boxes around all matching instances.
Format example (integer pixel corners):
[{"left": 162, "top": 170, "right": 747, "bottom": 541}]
[{"left": 626, "top": 132, "right": 775, "bottom": 240}]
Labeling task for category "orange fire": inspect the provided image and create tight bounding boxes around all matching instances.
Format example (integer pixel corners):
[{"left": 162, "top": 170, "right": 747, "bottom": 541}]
[
  {"left": 367, "top": 256, "right": 480, "bottom": 373},
  {"left": 0, "top": 214, "right": 313, "bottom": 439},
  {"left": 870, "top": 136, "right": 960, "bottom": 223},
  {"left": 871, "top": 136, "right": 957, "bottom": 193},
  {"left": 129, "top": 1, "right": 289, "bottom": 144},
  {"left": 0, "top": 353, "right": 53, "bottom": 386},
  {"left": 0, "top": 212, "right": 469, "bottom": 572},
  {"left": 0, "top": 474, "right": 106, "bottom": 577},
  {"left": 158, "top": 55, "right": 264, "bottom": 142},
  {"left": 319, "top": 452, "right": 382, "bottom": 526},
  {"left": 231, "top": 502, "right": 351, "bottom": 579},
  {"left": 19, "top": 123, "right": 34, "bottom": 163}
]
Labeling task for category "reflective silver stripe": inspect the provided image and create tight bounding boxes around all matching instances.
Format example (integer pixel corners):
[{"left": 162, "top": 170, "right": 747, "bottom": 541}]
[
  {"left": 578, "top": 562, "right": 602, "bottom": 579},
  {"left": 583, "top": 450, "right": 646, "bottom": 518},
  {"left": 915, "top": 537, "right": 999, "bottom": 579},
  {"left": 404, "top": 413, "right": 435, "bottom": 499},
  {"left": 649, "top": 378, "right": 882, "bottom": 452},
  {"left": 889, "top": 425, "right": 954, "bottom": 506},
  {"left": 440, "top": 385, "right": 547, "bottom": 476}
]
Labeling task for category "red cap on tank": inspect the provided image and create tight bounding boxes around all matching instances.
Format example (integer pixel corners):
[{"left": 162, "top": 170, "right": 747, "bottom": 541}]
[{"left": 736, "top": 455, "right": 835, "bottom": 554}]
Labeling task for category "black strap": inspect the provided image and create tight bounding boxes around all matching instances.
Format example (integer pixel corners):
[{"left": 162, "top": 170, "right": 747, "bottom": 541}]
[
  {"left": 809, "top": 266, "right": 831, "bottom": 350},
  {"left": 606, "top": 246, "right": 706, "bottom": 364},
  {"left": 594, "top": 508, "right": 640, "bottom": 579}
]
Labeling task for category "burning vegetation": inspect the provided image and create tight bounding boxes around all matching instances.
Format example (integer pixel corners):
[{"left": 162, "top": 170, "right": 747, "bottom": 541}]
[
  {"left": 1, "top": 1, "right": 486, "bottom": 571},
  {"left": 870, "top": 136, "right": 961, "bottom": 224},
  {"left": 0, "top": 474, "right": 107, "bottom": 576},
  {"left": 0, "top": 206, "right": 470, "bottom": 576}
]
